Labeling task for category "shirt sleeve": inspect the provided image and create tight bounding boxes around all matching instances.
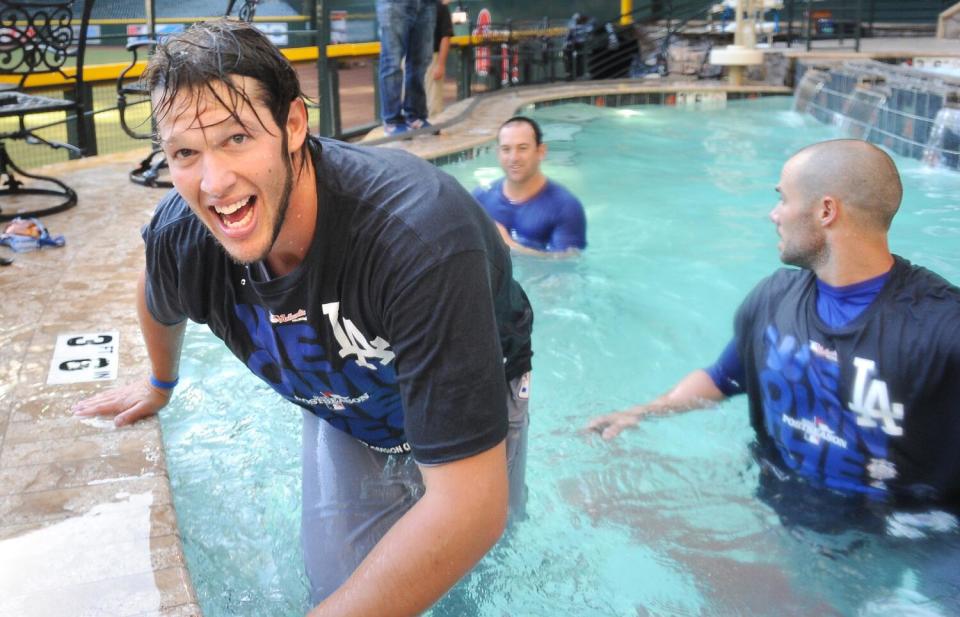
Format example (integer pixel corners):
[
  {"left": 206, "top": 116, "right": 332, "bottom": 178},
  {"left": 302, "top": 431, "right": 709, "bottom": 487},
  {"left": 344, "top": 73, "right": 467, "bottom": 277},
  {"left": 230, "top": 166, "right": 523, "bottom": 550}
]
[
  {"left": 382, "top": 250, "right": 509, "bottom": 465},
  {"left": 547, "top": 194, "right": 587, "bottom": 251},
  {"left": 141, "top": 213, "right": 189, "bottom": 326},
  {"left": 705, "top": 339, "right": 746, "bottom": 396},
  {"left": 439, "top": 4, "right": 454, "bottom": 39}
]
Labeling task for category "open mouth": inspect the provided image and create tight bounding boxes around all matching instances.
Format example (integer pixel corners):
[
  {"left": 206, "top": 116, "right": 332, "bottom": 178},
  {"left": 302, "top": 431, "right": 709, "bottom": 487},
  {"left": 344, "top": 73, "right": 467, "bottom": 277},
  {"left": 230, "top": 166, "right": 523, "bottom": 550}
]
[{"left": 211, "top": 196, "right": 256, "bottom": 230}]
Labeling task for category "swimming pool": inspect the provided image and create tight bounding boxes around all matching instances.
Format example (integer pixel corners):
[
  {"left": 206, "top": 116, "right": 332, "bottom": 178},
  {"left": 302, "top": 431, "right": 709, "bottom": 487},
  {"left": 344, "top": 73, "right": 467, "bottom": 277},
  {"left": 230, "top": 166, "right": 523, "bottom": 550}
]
[{"left": 162, "top": 96, "right": 960, "bottom": 616}]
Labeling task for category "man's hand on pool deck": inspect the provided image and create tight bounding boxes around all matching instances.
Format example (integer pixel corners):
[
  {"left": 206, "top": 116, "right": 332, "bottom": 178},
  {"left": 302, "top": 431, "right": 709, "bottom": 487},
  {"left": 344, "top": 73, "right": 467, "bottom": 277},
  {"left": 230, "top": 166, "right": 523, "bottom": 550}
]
[
  {"left": 585, "top": 369, "right": 729, "bottom": 440},
  {"left": 71, "top": 379, "right": 172, "bottom": 427}
]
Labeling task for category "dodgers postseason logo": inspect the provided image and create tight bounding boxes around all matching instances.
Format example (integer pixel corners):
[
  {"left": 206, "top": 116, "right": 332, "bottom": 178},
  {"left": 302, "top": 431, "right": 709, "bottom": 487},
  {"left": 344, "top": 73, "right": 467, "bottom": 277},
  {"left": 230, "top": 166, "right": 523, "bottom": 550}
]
[
  {"left": 758, "top": 326, "right": 904, "bottom": 496},
  {"left": 235, "top": 302, "right": 405, "bottom": 448}
]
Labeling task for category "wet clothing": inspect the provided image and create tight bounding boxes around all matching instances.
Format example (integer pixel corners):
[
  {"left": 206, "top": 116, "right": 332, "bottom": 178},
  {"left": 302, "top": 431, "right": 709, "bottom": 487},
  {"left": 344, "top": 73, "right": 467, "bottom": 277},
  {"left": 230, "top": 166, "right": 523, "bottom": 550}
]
[
  {"left": 143, "top": 136, "right": 534, "bottom": 602},
  {"left": 707, "top": 270, "right": 893, "bottom": 395},
  {"left": 142, "top": 137, "right": 534, "bottom": 465},
  {"left": 814, "top": 271, "right": 890, "bottom": 326},
  {"left": 709, "top": 257, "right": 960, "bottom": 506},
  {"left": 301, "top": 372, "right": 530, "bottom": 604},
  {"left": 473, "top": 178, "right": 587, "bottom": 252}
]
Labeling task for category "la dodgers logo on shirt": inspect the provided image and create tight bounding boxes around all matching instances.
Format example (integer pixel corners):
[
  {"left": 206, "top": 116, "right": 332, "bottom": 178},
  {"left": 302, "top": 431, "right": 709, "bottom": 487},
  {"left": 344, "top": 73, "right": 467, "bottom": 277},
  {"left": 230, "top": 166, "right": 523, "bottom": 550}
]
[
  {"left": 848, "top": 357, "right": 905, "bottom": 436},
  {"left": 234, "top": 303, "right": 405, "bottom": 448},
  {"left": 322, "top": 302, "right": 395, "bottom": 369}
]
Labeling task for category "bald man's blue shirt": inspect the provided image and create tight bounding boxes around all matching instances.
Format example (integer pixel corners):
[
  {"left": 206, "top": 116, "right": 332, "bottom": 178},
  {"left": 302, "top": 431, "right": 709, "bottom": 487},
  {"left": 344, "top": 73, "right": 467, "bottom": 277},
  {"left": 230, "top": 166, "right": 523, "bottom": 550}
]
[
  {"left": 473, "top": 178, "right": 587, "bottom": 252},
  {"left": 706, "top": 270, "right": 892, "bottom": 394}
]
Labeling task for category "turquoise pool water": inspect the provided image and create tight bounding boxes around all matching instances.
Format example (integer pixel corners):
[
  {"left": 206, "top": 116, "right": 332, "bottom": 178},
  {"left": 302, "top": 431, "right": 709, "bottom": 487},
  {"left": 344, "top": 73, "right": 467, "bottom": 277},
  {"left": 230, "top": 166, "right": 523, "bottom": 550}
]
[{"left": 163, "top": 97, "right": 960, "bottom": 616}]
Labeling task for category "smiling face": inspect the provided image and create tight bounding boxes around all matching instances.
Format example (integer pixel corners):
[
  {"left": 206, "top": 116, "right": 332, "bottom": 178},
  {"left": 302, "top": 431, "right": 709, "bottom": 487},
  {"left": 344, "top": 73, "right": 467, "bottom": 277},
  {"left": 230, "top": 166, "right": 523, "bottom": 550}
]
[
  {"left": 770, "top": 155, "right": 827, "bottom": 270},
  {"left": 157, "top": 77, "right": 298, "bottom": 265},
  {"left": 497, "top": 121, "right": 546, "bottom": 187}
]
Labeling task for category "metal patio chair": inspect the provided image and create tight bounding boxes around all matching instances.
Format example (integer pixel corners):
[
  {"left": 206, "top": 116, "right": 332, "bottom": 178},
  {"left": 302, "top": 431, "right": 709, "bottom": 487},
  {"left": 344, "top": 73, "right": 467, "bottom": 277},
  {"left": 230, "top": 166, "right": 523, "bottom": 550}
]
[{"left": 0, "top": 0, "right": 95, "bottom": 221}]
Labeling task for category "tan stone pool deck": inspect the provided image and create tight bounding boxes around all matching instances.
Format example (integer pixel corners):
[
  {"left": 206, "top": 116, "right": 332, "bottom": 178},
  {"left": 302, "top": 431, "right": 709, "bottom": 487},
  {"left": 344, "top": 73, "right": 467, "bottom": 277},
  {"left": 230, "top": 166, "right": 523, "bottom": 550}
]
[{"left": 0, "top": 35, "right": 954, "bottom": 614}]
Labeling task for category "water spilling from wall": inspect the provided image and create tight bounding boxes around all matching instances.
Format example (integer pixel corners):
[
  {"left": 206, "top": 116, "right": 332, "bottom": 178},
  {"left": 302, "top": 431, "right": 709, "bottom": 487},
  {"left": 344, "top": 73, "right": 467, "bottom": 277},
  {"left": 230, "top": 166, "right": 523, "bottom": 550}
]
[{"left": 795, "top": 60, "right": 960, "bottom": 170}]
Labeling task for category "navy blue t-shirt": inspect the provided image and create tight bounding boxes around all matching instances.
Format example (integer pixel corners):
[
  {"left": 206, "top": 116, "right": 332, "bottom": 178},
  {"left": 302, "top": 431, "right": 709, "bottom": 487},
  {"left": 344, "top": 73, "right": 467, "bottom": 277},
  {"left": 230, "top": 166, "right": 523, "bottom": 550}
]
[
  {"left": 142, "top": 138, "right": 534, "bottom": 464},
  {"left": 707, "top": 270, "right": 892, "bottom": 394},
  {"left": 708, "top": 257, "right": 960, "bottom": 505},
  {"left": 472, "top": 178, "right": 587, "bottom": 252}
]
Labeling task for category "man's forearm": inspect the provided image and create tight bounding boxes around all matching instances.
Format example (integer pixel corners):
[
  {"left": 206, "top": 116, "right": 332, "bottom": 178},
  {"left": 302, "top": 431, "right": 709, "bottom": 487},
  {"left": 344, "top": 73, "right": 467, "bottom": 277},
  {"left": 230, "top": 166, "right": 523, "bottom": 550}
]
[
  {"left": 587, "top": 369, "right": 727, "bottom": 439},
  {"left": 494, "top": 222, "right": 552, "bottom": 257},
  {"left": 630, "top": 369, "right": 726, "bottom": 416},
  {"left": 437, "top": 37, "right": 451, "bottom": 68},
  {"left": 308, "top": 443, "right": 509, "bottom": 617},
  {"left": 72, "top": 272, "right": 188, "bottom": 427}
]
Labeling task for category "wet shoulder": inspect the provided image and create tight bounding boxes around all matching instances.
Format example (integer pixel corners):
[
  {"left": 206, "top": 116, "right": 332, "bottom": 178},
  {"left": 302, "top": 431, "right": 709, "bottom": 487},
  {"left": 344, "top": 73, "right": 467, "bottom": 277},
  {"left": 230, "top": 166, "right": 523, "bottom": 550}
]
[
  {"left": 890, "top": 256, "right": 960, "bottom": 303},
  {"left": 314, "top": 138, "right": 492, "bottom": 257},
  {"left": 888, "top": 257, "right": 960, "bottom": 334},
  {"left": 545, "top": 179, "right": 583, "bottom": 208}
]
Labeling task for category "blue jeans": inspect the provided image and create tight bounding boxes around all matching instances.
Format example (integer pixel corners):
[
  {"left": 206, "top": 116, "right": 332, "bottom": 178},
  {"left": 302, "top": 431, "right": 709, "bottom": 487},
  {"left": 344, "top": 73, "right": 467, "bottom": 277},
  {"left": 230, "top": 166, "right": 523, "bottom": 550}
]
[{"left": 376, "top": 0, "right": 436, "bottom": 125}]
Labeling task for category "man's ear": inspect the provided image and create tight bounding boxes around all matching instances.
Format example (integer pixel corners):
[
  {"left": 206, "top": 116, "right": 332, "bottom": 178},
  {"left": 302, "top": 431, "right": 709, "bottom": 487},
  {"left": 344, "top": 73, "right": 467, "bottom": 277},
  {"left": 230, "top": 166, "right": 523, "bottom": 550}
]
[
  {"left": 538, "top": 142, "right": 548, "bottom": 160},
  {"left": 820, "top": 195, "right": 839, "bottom": 227},
  {"left": 286, "top": 98, "right": 309, "bottom": 153}
]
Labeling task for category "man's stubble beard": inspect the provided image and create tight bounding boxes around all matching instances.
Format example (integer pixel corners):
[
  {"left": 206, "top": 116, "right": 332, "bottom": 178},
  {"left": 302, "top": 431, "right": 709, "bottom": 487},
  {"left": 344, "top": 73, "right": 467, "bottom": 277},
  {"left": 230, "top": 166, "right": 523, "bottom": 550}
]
[{"left": 231, "top": 135, "right": 295, "bottom": 267}]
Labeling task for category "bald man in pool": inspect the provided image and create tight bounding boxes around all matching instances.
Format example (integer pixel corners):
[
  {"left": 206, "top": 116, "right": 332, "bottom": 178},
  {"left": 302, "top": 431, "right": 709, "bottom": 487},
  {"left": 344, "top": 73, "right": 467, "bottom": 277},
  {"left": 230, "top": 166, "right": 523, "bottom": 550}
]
[
  {"left": 71, "top": 20, "right": 534, "bottom": 617},
  {"left": 588, "top": 139, "right": 960, "bottom": 509}
]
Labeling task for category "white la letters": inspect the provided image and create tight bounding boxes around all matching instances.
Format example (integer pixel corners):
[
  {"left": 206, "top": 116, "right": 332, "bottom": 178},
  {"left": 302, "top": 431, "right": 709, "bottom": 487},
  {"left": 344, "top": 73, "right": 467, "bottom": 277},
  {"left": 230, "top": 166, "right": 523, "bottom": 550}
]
[
  {"left": 848, "top": 357, "right": 904, "bottom": 436},
  {"left": 322, "top": 302, "right": 395, "bottom": 369}
]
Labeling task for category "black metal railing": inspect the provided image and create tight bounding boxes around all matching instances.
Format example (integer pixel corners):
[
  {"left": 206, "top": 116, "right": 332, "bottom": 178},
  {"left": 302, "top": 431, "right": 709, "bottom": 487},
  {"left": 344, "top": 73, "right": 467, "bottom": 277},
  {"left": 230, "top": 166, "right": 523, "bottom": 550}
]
[
  {"left": 782, "top": 0, "right": 954, "bottom": 52},
  {"left": 4, "top": 0, "right": 954, "bottom": 168}
]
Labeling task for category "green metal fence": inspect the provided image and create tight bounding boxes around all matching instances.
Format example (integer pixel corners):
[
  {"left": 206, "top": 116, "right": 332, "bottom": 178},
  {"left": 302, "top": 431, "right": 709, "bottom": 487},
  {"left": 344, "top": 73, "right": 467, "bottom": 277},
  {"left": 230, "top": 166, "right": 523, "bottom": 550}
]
[{"left": 6, "top": 0, "right": 954, "bottom": 170}]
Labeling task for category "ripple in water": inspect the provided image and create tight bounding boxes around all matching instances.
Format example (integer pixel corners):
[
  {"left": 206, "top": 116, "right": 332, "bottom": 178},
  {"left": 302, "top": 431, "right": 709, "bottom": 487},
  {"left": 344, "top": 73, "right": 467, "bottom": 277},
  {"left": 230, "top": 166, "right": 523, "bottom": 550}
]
[{"left": 164, "top": 97, "right": 960, "bottom": 616}]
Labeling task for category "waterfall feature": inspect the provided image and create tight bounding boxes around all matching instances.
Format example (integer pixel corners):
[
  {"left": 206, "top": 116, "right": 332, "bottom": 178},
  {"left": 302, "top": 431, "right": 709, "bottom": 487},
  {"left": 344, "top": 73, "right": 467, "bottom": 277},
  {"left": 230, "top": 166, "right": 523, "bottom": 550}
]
[
  {"left": 838, "top": 78, "right": 888, "bottom": 140},
  {"left": 793, "top": 68, "right": 827, "bottom": 113},
  {"left": 794, "top": 60, "right": 960, "bottom": 171},
  {"left": 923, "top": 95, "right": 960, "bottom": 169}
]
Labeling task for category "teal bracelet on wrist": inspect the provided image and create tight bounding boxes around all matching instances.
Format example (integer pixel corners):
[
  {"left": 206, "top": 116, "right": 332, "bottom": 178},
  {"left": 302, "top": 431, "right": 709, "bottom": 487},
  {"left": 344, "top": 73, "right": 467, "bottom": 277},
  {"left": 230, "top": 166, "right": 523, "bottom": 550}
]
[{"left": 149, "top": 375, "right": 179, "bottom": 390}]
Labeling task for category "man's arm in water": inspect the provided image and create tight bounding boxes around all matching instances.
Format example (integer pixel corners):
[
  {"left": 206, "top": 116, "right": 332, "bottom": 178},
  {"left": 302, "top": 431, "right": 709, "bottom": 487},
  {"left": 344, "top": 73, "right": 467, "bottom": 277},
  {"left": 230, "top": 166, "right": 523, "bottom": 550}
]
[
  {"left": 72, "top": 269, "right": 185, "bottom": 426},
  {"left": 585, "top": 369, "right": 727, "bottom": 440},
  {"left": 308, "top": 441, "right": 509, "bottom": 617},
  {"left": 493, "top": 222, "right": 580, "bottom": 258}
]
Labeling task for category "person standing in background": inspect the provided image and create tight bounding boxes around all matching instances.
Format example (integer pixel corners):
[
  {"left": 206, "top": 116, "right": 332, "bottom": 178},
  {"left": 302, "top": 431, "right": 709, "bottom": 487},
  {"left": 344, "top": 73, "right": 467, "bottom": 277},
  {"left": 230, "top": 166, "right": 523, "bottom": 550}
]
[
  {"left": 426, "top": 0, "right": 454, "bottom": 119},
  {"left": 376, "top": 0, "right": 436, "bottom": 136}
]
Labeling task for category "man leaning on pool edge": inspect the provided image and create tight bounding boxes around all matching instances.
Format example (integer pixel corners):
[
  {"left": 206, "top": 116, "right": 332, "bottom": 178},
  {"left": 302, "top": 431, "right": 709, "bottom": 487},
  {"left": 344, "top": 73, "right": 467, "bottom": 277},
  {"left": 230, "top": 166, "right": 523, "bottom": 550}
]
[{"left": 72, "top": 20, "right": 534, "bottom": 616}]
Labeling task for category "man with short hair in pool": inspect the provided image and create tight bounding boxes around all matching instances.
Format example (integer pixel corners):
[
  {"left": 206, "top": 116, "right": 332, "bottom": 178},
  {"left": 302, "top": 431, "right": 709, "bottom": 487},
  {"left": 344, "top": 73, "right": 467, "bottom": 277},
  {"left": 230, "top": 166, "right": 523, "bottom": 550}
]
[
  {"left": 71, "top": 20, "right": 534, "bottom": 616},
  {"left": 473, "top": 116, "right": 587, "bottom": 256},
  {"left": 588, "top": 139, "right": 960, "bottom": 508}
]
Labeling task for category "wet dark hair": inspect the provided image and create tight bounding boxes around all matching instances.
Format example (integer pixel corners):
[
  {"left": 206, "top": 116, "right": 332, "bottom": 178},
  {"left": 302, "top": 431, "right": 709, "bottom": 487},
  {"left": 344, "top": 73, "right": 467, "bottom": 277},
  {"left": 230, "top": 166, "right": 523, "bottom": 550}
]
[
  {"left": 500, "top": 116, "right": 543, "bottom": 145},
  {"left": 142, "top": 19, "right": 309, "bottom": 168}
]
